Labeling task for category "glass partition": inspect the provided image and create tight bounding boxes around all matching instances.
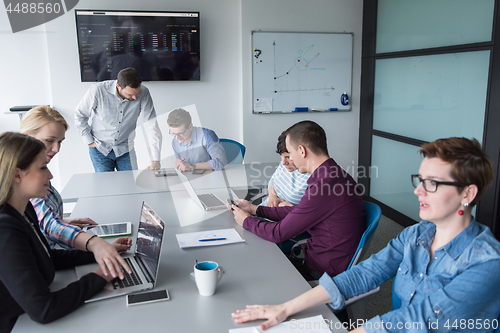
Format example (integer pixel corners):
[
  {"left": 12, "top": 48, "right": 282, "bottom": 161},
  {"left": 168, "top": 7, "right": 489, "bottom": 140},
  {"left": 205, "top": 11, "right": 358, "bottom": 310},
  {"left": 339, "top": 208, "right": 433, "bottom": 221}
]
[
  {"left": 370, "top": 136, "right": 423, "bottom": 221},
  {"left": 377, "top": 0, "right": 494, "bottom": 53},
  {"left": 373, "top": 51, "right": 489, "bottom": 143}
]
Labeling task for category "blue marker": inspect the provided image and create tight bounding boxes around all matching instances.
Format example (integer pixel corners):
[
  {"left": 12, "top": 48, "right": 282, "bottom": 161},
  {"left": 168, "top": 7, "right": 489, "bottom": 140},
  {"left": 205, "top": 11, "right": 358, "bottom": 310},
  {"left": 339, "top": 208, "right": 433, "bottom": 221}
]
[
  {"left": 329, "top": 108, "right": 338, "bottom": 111},
  {"left": 294, "top": 107, "right": 308, "bottom": 112},
  {"left": 199, "top": 238, "right": 227, "bottom": 242}
]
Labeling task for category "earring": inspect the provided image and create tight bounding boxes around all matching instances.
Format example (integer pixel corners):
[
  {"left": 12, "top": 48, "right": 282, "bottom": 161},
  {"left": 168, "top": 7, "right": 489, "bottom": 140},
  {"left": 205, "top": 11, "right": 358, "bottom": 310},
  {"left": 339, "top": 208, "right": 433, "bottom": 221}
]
[{"left": 458, "top": 202, "right": 469, "bottom": 216}]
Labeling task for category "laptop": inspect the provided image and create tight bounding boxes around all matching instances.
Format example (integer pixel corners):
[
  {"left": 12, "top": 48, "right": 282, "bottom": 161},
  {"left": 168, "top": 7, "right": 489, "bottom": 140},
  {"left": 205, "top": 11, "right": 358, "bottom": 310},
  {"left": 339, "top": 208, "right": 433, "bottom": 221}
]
[
  {"left": 175, "top": 169, "right": 227, "bottom": 210},
  {"left": 75, "top": 201, "right": 165, "bottom": 303}
]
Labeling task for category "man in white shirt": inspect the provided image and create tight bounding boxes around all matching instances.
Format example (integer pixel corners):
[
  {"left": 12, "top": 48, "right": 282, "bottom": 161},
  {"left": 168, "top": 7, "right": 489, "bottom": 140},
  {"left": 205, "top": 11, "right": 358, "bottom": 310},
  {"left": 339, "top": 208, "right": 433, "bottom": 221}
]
[
  {"left": 261, "top": 130, "right": 310, "bottom": 207},
  {"left": 75, "top": 67, "right": 162, "bottom": 172}
]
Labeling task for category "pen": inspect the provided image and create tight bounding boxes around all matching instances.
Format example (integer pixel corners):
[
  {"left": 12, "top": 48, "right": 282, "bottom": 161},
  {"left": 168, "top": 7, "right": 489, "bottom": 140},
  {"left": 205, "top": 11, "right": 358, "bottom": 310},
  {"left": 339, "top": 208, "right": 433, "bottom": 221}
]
[{"left": 199, "top": 238, "right": 227, "bottom": 242}]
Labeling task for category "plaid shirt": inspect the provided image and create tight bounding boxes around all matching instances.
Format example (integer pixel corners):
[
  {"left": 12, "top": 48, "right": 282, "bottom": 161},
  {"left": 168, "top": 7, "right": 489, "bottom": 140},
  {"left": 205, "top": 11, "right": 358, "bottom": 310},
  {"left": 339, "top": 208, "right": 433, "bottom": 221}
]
[{"left": 30, "top": 183, "right": 83, "bottom": 249}]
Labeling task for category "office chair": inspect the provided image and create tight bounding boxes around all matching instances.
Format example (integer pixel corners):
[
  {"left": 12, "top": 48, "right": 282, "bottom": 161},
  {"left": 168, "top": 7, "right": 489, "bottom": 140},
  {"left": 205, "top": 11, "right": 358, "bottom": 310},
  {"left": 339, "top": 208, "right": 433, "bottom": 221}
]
[
  {"left": 220, "top": 139, "right": 246, "bottom": 164},
  {"left": 391, "top": 277, "right": 402, "bottom": 310},
  {"left": 297, "top": 201, "right": 382, "bottom": 320},
  {"left": 292, "top": 201, "right": 381, "bottom": 269}
]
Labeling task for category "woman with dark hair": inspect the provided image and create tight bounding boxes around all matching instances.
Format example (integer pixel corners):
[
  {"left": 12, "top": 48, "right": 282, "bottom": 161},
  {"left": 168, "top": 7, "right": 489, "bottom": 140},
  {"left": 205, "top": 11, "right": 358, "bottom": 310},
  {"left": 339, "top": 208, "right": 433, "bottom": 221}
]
[
  {"left": 0, "top": 132, "right": 128, "bottom": 331},
  {"left": 232, "top": 137, "right": 500, "bottom": 332}
]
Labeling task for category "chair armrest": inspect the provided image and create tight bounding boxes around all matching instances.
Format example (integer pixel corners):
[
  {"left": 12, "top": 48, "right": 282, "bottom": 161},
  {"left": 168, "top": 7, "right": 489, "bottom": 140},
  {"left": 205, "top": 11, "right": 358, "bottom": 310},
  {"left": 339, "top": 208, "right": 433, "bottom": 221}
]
[
  {"left": 249, "top": 192, "right": 268, "bottom": 204},
  {"left": 306, "top": 281, "right": 380, "bottom": 314},
  {"left": 343, "top": 286, "right": 380, "bottom": 308}
]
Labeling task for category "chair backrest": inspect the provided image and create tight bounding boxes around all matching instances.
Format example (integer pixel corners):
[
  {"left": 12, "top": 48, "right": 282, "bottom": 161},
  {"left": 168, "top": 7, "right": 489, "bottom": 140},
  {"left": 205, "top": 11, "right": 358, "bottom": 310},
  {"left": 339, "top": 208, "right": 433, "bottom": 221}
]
[
  {"left": 392, "top": 275, "right": 402, "bottom": 310},
  {"left": 220, "top": 139, "right": 246, "bottom": 164},
  {"left": 347, "top": 201, "right": 382, "bottom": 269}
]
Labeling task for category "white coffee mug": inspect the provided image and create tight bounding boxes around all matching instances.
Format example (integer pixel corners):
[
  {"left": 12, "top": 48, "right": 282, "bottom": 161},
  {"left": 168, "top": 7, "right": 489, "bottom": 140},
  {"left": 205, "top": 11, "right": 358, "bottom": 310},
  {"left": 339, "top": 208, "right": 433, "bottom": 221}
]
[{"left": 194, "top": 261, "right": 223, "bottom": 296}]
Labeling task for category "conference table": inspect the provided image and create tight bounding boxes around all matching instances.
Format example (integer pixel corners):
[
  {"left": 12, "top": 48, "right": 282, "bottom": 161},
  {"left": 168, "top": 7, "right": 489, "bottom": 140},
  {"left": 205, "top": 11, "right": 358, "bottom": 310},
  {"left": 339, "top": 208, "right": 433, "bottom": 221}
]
[
  {"left": 13, "top": 165, "right": 347, "bottom": 333},
  {"left": 61, "top": 162, "right": 279, "bottom": 201}
]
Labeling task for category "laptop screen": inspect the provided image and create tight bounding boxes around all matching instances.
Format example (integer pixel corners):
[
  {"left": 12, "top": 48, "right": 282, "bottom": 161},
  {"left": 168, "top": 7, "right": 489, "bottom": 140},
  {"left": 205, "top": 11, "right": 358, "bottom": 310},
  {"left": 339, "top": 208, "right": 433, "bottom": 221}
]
[{"left": 135, "top": 202, "right": 165, "bottom": 282}]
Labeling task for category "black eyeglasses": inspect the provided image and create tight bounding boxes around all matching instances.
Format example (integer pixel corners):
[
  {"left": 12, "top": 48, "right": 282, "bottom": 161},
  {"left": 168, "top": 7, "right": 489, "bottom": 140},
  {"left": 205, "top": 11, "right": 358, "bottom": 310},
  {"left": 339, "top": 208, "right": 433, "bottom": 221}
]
[
  {"left": 169, "top": 127, "right": 189, "bottom": 137},
  {"left": 411, "top": 174, "right": 462, "bottom": 193}
]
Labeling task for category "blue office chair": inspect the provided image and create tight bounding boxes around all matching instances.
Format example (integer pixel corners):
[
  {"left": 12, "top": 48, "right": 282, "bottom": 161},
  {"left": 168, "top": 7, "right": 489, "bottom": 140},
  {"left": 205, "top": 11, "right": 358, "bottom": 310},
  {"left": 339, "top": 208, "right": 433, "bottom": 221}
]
[
  {"left": 392, "top": 276, "right": 402, "bottom": 310},
  {"left": 348, "top": 201, "right": 382, "bottom": 269},
  {"left": 220, "top": 139, "right": 246, "bottom": 164},
  {"left": 293, "top": 201, "right": 382, "bottom": 270},
  {"left": 302, "top": 201, "right": 382, "bottom": 321},
  {"left": 334, "top": 201, "right": 382, "bottom": 320}
]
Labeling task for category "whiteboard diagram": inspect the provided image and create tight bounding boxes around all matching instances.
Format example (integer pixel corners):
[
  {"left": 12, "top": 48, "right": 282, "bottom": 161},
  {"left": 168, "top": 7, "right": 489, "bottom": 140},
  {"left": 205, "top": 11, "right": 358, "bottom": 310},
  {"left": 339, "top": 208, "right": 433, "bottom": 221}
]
[{"left": 252, "top": 31, "right": 352, "bottom": 113}]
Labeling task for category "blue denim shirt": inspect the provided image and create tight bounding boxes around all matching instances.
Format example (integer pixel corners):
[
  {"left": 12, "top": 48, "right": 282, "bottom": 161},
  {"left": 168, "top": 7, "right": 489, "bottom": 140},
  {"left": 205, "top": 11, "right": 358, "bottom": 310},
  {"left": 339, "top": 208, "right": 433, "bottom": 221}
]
[
  {"left": 171, "top": 126, "right": 227, "bottom": 170},
  {"left": 320, "top": 218, "right": 500, "bottom": 332}
]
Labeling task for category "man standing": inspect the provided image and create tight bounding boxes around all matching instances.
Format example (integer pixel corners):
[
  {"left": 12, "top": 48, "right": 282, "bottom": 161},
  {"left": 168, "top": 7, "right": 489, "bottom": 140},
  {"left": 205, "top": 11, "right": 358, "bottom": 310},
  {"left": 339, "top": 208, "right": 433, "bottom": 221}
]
[
  {"left": 229, "top": 121, "right": 365, "bottom": 280},
  {"left": 167, "top": 108, "right": 227, "bottom": 171},
  {"left": 75, "top": 67, "right": 162, "bottom": 172}
]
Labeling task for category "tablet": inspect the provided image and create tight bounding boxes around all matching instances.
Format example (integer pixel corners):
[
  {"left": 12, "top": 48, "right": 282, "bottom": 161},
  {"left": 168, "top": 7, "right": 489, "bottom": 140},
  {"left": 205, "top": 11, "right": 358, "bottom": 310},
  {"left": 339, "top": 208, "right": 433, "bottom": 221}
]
[
  {"left": 155, "top": 168, "right": 178, "bottom": 177},
  {"left": 84, "top": 222, "right": 132, "bottom": 238}
]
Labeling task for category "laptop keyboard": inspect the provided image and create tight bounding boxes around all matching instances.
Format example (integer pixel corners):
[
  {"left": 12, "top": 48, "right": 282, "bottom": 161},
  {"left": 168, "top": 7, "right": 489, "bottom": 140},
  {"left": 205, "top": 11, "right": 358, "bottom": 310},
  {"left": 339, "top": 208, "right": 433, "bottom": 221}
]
[
  {"left": 198, "top": 193, "right": 224, "bottom": 207},
  {"left": 114, "top": 257, "right": 143, "bottom": 289}
]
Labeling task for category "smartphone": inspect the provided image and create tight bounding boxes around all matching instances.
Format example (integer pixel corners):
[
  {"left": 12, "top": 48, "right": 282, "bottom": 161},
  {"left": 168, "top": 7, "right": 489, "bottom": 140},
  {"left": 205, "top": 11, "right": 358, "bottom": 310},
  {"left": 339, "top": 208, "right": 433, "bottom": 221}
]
[
  {"left": 84, "top": 222, "right": 132, "bottom": 238},
  {"left": 192, "top": 169, "right": 206, "bottom": 174},
  {"left": 126, "top": 289, "right": 170, "bottom": 306}
]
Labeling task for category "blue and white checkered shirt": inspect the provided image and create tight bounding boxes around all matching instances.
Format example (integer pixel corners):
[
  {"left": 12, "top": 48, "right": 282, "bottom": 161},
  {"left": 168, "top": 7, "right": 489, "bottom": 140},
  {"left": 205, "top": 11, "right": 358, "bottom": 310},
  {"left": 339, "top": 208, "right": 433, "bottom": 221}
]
[{"left": 30, "top": 183, "right": 82, "bottom": 249}]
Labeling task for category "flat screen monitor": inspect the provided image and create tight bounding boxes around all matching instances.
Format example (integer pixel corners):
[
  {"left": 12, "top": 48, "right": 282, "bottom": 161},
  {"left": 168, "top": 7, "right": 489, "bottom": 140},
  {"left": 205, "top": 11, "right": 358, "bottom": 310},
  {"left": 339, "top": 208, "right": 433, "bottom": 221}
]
[{"left": 75, "top": 10, "right": 200, "bottom": 82}]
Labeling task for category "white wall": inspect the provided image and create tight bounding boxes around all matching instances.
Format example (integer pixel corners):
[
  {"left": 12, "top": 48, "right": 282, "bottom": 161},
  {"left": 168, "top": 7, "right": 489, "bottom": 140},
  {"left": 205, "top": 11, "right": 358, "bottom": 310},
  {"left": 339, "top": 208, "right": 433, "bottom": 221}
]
[
  {"left": 1, "top": 0, "right": 362, "bottom": 192},
  {"left": 43, "top": 0, "right": 242, "bottom": 189},
  {"left": 0, "top": 9, "right": 60, "bottom": 185},
  {"left": 241, "top": 0, "right": 363, "bottom": 177}
]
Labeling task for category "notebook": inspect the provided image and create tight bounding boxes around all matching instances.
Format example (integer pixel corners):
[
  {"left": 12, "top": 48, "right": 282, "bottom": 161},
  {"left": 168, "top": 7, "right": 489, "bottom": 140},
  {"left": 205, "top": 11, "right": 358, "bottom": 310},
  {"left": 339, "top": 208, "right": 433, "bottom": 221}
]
[
  {"left": 75, "top": 201, "right": 165, "bottom": 303},
  {"left": 175, "top": 169, "right": 227, "bottom": 210}
]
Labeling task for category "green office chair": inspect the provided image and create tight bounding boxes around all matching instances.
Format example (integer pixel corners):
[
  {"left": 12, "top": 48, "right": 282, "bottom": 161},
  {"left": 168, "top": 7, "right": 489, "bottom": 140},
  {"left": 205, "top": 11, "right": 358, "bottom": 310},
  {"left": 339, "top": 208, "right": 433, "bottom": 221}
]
[{"left": 220, "top": 139, "right": 246, "bottom": 164}]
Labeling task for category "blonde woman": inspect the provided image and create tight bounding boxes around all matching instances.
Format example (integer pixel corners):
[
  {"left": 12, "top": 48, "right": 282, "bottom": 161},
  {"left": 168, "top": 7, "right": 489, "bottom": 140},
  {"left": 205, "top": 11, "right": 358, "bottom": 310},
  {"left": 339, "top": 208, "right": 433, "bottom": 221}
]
[
  {"left": 0, "top": 132, "right": 127, "bottom": 330},
  {"left": 20, "top": 105, "right": 131, "bottom": 279}
]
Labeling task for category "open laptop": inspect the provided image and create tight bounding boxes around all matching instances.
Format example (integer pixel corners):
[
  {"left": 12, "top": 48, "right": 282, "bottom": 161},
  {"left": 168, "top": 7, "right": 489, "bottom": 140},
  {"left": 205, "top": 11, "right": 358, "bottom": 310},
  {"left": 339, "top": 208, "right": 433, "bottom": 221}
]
[
  {"left": 75, "top": 201, "right": 165, "bottom": 303},
  {"left": 175, "top": 169, "right": 227, "bottom": 210}
]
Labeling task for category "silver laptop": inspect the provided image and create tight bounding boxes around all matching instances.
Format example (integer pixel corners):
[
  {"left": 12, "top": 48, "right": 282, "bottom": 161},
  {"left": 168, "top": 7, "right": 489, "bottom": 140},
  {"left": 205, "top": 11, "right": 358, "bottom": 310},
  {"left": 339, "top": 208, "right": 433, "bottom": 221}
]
[
  {"left": 175, "top": 169, "right": 227, "bottom": 210},
  {"left": 75, "top": 201, "right": 165, "bottom": 303}
]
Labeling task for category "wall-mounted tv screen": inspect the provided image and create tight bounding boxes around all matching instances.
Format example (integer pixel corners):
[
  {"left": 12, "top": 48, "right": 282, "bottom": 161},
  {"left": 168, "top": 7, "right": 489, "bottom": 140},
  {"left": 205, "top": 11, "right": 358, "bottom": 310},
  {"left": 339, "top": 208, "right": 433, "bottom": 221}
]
[{"left": 75, "top": 10, "right": 200, "bottom": 82}]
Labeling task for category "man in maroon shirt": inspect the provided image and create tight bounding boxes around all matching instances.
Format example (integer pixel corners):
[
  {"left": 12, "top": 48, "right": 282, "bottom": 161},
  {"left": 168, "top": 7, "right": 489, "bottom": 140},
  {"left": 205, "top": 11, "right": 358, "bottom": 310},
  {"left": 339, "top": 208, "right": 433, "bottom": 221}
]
[{"left": 229, "top": 121, "right": 366, "bottom": 280}]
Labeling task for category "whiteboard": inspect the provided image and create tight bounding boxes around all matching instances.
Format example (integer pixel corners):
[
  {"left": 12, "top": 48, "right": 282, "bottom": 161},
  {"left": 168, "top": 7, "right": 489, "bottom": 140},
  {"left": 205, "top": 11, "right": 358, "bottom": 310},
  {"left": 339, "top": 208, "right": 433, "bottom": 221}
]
[{"left": 252, "top": 31, "right": 352, "bottom": 113}]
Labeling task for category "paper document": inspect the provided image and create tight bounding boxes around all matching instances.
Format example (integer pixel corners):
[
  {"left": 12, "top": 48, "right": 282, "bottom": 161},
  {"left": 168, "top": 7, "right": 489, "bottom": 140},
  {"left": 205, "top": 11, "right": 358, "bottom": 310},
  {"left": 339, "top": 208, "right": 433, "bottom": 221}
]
[
  {"left": 229, "top": 315, "right": 330, "bottom": 333},
  {"left": 176, "top": 228, "right": 245, "bottom": 248}
]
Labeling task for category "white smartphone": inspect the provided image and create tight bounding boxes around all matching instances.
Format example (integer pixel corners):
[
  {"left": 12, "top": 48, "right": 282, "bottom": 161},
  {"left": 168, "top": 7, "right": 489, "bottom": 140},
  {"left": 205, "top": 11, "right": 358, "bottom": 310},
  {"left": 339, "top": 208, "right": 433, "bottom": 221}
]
[
  {"left": 84, "top": 222, "right": 132, "bottom": 238},
  {"left": 154, "top": 168, "right": 178, "bottom": 177},
  {"left": 126, "top": 290, "right": 170, "bottom": 306}
]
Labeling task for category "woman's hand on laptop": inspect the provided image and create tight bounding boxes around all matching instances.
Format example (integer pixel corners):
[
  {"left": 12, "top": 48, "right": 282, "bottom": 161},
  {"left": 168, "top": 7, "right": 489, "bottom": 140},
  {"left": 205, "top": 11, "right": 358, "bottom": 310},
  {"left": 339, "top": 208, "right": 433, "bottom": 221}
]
[
  {"left": 92, "top": 267, "right": 117, "bottom": 282},
  {"left": 87, "top": 236, "right": 132, "bottom": 280}
]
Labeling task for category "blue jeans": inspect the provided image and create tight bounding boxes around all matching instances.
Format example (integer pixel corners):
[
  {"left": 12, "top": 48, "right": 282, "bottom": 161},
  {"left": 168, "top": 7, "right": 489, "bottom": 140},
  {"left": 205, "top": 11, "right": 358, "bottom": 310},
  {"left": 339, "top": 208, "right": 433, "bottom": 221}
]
[{"left": 89, "top": 147, "right": 137, "bottom": 172}]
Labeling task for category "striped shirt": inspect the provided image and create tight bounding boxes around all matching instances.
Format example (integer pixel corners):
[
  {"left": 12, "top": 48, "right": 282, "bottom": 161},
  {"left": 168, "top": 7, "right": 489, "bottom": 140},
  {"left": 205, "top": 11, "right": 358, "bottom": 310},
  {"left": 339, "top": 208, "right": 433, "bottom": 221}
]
[
  {"left": 30, "top": 183, "right": 83, "bottom": 249},
  {"left": 261, "top": 162, "right": 310, "bottom": 206}
]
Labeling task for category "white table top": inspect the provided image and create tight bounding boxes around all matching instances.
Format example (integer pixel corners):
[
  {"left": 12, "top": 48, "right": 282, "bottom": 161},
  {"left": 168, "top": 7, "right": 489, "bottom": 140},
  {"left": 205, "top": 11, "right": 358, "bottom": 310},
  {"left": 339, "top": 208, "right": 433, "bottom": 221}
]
[{"left": 61, "top": 163, "right": 278, "bottom": 202}]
